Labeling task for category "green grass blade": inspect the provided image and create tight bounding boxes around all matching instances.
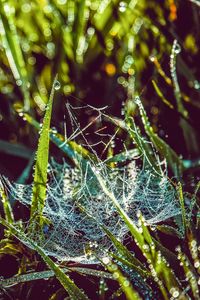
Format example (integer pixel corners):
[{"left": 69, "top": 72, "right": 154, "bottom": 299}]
[
  {"left": 73, "top": 0, "right": 87, "bottom": 61},
  {"left": 0, "top": 179, "right": 14, "bottom": 224},
  {"left": 93, "top": 168, "right": 185, "bottom": 299},
  {"left": 102, "top": 226, "right": 149, "bottom": 274},
  {"left": 0, "top": 217, "right": 89, "bottom": 300},
  {"left": 29, "top": 77, "right": 57, "bottom": 229},
  {"left": 134, "top": 96, "right": 183, "bottom": 177},
  {"left": 0, "top": 1, "right": 30, "bottom": 110},
  {"left": 178, "top": 182, "right": 186, "bottom": 236},
  {"left": 126, "top": 116, "right": 162, "bottom": 174},
  {"left": 100, "top": 257, "right": 142, "bottom": 300},
  {"left": 0, "top": 268, "right": 113, "bottom": 288},
  {"left": 152, "top": 80, "right": 174, "bottom": 109}
]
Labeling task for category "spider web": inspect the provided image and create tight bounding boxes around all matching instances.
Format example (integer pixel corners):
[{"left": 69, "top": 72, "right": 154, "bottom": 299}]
[{"left": 1, "top": 101, "right": 180, "bottom": 263}]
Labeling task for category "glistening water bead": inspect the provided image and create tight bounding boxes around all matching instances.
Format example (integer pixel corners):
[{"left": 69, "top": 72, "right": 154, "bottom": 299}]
[{"left": 54, "top": 80, "right": 61, "bottom": 90}]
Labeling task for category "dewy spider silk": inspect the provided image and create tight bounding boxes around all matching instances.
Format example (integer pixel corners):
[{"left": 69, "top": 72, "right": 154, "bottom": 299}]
[{"left": 3, "top": 157, "right": 180, "bottom": 263}]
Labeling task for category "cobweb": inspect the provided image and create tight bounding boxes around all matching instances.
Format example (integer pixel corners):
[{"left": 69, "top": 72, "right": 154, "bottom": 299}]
[{"left": 1, "top": 102, "right": 181, "bottom": 263}]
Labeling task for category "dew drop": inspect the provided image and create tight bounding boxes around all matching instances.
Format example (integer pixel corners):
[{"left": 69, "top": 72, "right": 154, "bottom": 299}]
[
  {"left": 16, "top": 79, "right": 22, "bottom": 86},
  {"left": 173, "top": 290, "right": 179, "bottom": 298},
  {"left": 194, "top": 80, "right": 200, "bottom": 90},
  {"left": 174, "top": 42, "right": 181, "bottom": 54},
  {"left": 102, "top": 257, "right": 110, "bottom": 265},
  {"left": 113, "top": 272, "right": 119, "bottom": 279},
  {"left": 54, "top": 80, "right": 61, "bottom": 90},
  {"left": 123, "top": 279, "right": 130, "bottom": 287}
]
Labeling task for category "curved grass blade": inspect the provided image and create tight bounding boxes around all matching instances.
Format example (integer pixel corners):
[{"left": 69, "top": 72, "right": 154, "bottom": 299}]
[
  {"left": 0, "top": 217, "right": 89, "bottom": 300},
  {"left": 152, "top": 80, "right": 174, "bottom": 109}
]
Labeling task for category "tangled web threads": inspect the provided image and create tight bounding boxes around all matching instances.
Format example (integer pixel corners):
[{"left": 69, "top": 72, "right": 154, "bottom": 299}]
[{"left": 3, "top": 158, "right": 180, "bottom": 263}]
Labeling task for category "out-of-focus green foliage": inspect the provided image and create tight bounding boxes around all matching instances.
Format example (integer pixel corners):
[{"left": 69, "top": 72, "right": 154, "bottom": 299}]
[{"left": 0, "top": 0, "right": 199, "bottom": 178}]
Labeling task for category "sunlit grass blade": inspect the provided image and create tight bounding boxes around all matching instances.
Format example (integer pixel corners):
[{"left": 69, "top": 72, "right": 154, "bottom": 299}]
[
  {"left": 188, "top": 181, "right": 200, "bottom": 225},
  {"left": 0, "top": 1, "right": 30, "bottom": 110},
  {"left": 176, "top": 245, "right": 199, "bottom": 300},
  {"left": 100, "top": 257, "right": 142, "bottom": 300},
  {"left": 0, "top": 217, "right": 89, "bottom": 300},
  {"left": 73, "top": 0, "right": 87, "bottom": 62},
  {"left": 170, "top": 40, "right": 199, "bottom": 155},
  {"left": 134, "top": 96, "right": 183, "bottom": 177},
  {"left": 178, "top": 182, "right": 187, "bottom": 236},
  {"left": 29, "top": 77, "right": 57, "bottom": 230},
  {"left": 93, "top": 168, "right": 186, "bottom": 299},
  {"left": 102, "top": 226, "right": 149, "bottom": 276},
  {"left": 156, "top": 224, "right": 182, "bottom": 238},
  {"left": 0, "top": 178, "right": 14, "bottom": 224},
  {"left": 126, "top": 116, "right": 162, "bottom": 174},
  {"left": 0, "top": 267, "right": 113, "bottom": 288},
  {"left": 152, "top": 80, "right": 174, "bottom": 109}
]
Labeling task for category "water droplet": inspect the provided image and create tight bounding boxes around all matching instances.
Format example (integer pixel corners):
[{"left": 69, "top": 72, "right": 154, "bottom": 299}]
[
  {"left": 174, "top": 42, "right": 181, "bottom": 54},
  {"left": 194, "top": 80, "right": 200, "bottom": 90},
  {"left": 54, "top": 80, "right": 61, "bottom": 90},
  {"left": 149, "top": 55, "right": 156, "bottom": 62},
  {"left": 16, "top": 79, "right": 22, "bottom": 86},
  {"left": 51, "top": 127, "right": 58, "bottom": 134},
  {"left": 170, "top": 288, "right": 180, "bottom": 298},
  {"left": 123, "top": 279, "right": 130, "bottom": 287},
  {"left": 173, "top": 290, "right": 179, "bottom": 298},
  {"left": 119, "top": 1, "right": 127, "bottom": 12},
  {"left": 102, "top": 257, "right": 110, "bottom": 265},
  {"left": 194, "top": 261, "right": 200, "bottom": 268},
  {"left": 113, "top": 271, "right": 119, "bottom": 279}
]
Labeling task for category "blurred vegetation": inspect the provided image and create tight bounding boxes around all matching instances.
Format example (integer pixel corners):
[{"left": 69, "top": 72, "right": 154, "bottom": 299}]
[{"left": 0, "top": 0, "right": 200, "bottom": 299}]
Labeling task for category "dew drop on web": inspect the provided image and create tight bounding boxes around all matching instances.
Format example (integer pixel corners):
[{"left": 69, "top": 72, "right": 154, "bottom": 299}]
[{"left": 54, "top": 80, "right": 61, "bottom": 90}]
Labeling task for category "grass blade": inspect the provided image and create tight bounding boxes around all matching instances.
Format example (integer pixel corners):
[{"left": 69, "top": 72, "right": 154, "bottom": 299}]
[
  {"left": 0, "top": 268, "right": 113, "bottom": 288},
  {"left": 0, "top": 1, "right": 30, "bottom": 110},
  {"left": 0, "top": 178, "right": 14, "bottom": 224},
  {"left": 134, "top": 96, "right": 183, "bottom": 177},
  {"left": 0, "top": 217, "right": 89, "bottom": 300},
  {"left": 101, "top": 257, "right": 142, "bottom": 300},
  {"left": 29, "top": 77, "right": 57, "bottom": 230},
  {"left": 126, "top": 116, "right": 162, "bottom": 174},
  {"left": 93, "top": 168, "right": 186, "bottom": 299},
  {"left": 178, "top": 182, "right": 186, "bottom": 236}
]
